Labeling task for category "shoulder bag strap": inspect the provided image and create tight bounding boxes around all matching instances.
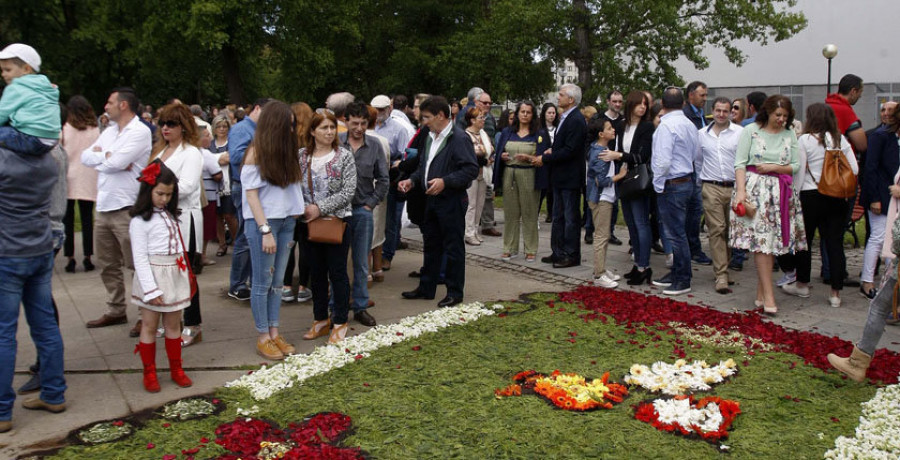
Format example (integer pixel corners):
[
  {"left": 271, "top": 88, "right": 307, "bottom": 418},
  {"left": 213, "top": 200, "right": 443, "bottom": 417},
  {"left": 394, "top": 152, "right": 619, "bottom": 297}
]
[{"left": 306, "top": 154, "right": 315, "bottom": 205}]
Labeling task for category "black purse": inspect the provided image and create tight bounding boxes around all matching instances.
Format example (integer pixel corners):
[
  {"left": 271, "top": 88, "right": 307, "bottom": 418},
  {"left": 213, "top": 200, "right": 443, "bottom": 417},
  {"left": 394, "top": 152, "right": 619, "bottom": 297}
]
[{"left": 618, "top": 162, "right": 653, "bottom": 199}]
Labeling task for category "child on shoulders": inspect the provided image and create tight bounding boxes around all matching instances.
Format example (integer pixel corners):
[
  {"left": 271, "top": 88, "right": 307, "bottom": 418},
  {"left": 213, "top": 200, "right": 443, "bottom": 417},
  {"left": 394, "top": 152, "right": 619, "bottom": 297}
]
[{"left": 0, "top": 44, "right": 60, "bottom": 155}]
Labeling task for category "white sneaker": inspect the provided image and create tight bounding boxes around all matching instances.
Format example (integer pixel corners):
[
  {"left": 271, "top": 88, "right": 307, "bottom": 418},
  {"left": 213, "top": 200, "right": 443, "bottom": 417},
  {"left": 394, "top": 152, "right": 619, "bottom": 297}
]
[
  {"left": 781, "top": 282, "right": 810, "bottom": 298},
  {"left": 828, "top": 295, "right": 841, "bottom": 308},
  {"left": 604, "top": 270, "right": 621, "bottom": 281},
  {"left": 593, "top": 274, "right": 619, "bottom": 288},
  {"left": 666, "top": 254, "right": 674, "bottom": 268},
  {"left": 776, "top": 270, "right": 797, "bottom": 287}
]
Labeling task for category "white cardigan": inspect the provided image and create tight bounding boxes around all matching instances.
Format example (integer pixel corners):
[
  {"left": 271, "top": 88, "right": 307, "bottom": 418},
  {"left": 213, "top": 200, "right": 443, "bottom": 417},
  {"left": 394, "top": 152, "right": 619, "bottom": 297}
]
[
  {"left": 157, "top": 142, "right": 204, "bottom": 247},
  {"left": 130, "top": 209, "right": 185, "bottom": 301}
]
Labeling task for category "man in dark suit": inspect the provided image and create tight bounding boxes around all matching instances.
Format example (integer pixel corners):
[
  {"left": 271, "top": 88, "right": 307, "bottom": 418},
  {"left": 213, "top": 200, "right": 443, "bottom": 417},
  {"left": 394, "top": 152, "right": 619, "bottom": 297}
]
[
  {"left": 398, "top": 96, "right": 479, "bottom": 308},
  {"left": 533, "top": 83, "right": 587, "bottom": 268}
]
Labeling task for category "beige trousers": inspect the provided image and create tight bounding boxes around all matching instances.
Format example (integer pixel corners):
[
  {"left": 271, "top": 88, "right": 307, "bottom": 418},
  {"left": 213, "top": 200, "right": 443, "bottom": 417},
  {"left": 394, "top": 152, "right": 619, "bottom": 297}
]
[
  {"left": 701, "top": 183, "right": 733, "bottom": 282},
  {"left": 589, "top": 201, "right": 613, "bottom": 278},
  {"left": 94, "top": 208, "right": 134, "bottom": 317},
  {"left": 465, "top": 176, "right": 487, "bottom": 240}
]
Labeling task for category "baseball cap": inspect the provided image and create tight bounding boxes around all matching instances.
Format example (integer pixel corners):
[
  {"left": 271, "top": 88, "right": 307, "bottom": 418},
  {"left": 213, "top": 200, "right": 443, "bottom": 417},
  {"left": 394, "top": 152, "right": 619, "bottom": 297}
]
[
  {"left": 0, "top": 43, "right": 41, "bottom": 72},
  {"left": 370, "top": 95, "right": 391, "bottom": 109}
]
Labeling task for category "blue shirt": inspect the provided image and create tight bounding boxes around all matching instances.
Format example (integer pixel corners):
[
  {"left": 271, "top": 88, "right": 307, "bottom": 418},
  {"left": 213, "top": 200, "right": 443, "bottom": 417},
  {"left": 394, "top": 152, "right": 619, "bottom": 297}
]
[
  {"left": 690, "top": 104, "right": 706, "bottom": 127},
  {"left": 228, "top": 117, "right": 256, "bottom": 180},
  {"left": 651, "top": 111, "right": 700, "bottom": 193},
  {"left": 374, "top": 117, "right": 411, "bottom": 162},
  {"left": 741, "top": 115, "right": 757, "bottom": 127}
]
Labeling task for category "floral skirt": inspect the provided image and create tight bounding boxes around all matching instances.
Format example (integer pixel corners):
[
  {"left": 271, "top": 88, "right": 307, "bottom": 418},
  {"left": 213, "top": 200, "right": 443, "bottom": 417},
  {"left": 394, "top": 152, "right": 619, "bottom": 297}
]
[
  {"left": 131, "top": 254, "right": 191, "bottom": 313},
  {"left": 729, "top": 172, "right": 807, "bottom": 255}
]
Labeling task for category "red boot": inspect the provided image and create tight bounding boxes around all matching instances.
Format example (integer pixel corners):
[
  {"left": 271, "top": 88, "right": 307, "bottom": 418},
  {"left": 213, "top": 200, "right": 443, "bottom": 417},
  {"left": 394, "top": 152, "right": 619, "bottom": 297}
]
[
  {"left": 134, "top": 342, "right": 160, "bottom": 393},
  {"left": 165, "top": 338, "right": 193, "bottom": 387}
]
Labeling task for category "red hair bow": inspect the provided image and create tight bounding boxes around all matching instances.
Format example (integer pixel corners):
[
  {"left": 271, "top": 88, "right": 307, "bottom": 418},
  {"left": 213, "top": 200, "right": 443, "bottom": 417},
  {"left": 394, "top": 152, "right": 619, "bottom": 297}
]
[{"left": 139, "top": 162, "right": 161, "bottom": 186}]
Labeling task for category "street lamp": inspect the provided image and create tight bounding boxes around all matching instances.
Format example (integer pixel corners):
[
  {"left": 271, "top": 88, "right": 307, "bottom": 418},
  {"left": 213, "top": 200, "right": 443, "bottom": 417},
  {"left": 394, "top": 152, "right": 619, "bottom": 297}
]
[{"left": 823, "top": 44, "right": 838, "bottom": 94}]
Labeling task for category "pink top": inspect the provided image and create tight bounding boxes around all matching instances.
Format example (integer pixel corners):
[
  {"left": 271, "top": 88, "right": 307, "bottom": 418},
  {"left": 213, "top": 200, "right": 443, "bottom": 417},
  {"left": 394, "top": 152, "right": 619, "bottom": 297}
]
[{"left": 62, "top": 123, "right": 100, "bottom": 201}]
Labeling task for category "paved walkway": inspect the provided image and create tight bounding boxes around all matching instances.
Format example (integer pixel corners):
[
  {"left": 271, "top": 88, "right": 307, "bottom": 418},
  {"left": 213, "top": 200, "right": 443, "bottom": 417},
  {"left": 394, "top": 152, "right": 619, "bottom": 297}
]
[{"left": 3, "top": 209, "right": 897, "bottom": 457}]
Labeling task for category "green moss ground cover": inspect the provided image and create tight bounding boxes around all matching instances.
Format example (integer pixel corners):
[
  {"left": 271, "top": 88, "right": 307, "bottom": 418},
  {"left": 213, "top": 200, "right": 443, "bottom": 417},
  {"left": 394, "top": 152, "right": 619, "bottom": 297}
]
[{"left": 48, "top": 292, "right": 878, "bottom": 459}]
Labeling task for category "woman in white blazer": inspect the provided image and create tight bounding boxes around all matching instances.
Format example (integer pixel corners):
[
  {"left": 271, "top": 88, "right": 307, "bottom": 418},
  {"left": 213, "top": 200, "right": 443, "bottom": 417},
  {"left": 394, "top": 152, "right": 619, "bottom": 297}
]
[{"left": 149, "top": 103, "right": 205, "bottom": 346}]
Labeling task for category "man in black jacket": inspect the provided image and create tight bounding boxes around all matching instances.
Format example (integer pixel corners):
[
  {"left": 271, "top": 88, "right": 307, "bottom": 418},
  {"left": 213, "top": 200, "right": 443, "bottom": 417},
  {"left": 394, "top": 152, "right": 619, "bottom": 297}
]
[
  {"left": 399, "top": 96, "right": 479, "bottom": 307},
  {"left": 534, "top": 83, "right": 587, "bottom": 268}
]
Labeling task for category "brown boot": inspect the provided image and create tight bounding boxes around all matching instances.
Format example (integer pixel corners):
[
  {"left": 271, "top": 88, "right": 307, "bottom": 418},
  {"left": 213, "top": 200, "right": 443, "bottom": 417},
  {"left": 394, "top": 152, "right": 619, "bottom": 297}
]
[
  {"left": 134, "top": 342, "right": 160, "bottom": 392},
  {"left": 827, "top": 346, "right": 872, "bottom": 382},
  {"left": 165, "top": 338, "right": 193, "bottom": 387}
]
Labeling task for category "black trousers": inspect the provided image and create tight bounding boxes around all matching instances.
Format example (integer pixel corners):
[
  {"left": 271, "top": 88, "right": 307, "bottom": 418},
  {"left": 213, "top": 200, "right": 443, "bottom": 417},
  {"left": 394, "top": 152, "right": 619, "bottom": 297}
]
[
  {"left": 284, "top": 221, "right": 311, "bottom": 287},
  {"left": 796, "top": 190, "right": 849, "bottom": 290},
  {"left": 184, "top": 215, "right": 202, "bottom": 326},
  {"left": 63, "top": 199, "right": 94, "bottom": 258},
  {"left": 419, "top": 194, "right": 467, "bottom": 298},
  {"left": 308, "top": 224, "right": 351, "bottom": 324}
]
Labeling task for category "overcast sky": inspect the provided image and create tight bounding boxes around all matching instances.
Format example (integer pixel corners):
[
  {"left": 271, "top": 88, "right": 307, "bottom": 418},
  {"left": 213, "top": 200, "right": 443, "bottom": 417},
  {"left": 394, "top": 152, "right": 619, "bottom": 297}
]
[{"left": 675, "top": 0, "right": 898, "bottom": 87}]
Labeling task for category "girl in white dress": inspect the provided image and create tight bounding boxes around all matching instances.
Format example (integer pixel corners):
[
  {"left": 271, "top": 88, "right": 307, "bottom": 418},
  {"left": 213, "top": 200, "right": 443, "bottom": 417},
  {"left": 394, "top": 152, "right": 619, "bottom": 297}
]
[{"left": 130, "top": 161, "right": 193, "bottom": 393}]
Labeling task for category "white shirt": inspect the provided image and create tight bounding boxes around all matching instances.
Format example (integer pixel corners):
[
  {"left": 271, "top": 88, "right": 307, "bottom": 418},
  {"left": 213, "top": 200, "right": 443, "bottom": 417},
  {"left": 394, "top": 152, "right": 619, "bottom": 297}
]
[
  {"left": 81, "top": 115, "right": 152, "bottom": 212},
  {"left": 622, "top": 124, "right": 636, "bottom": 154},
  {"left": 241, "top": 165, "right": 305, "bottom": 220},
  {"left": 424, "top": 121, "right": 453, "bottom": 181},
  {"left": 130, "top": 209, "right": 185, "bottom": 301},
  {"left": 201, "top": 148, "right": 223, "bottom": 203},
  {"left": 796, "top": 133, "right": 858, "bottom": 191},
  {"left": 159, "top": 143, "right": 204, "bottom": 212},
  {"left": 698, "top": 122, "right": 743, "bottom": 182}
]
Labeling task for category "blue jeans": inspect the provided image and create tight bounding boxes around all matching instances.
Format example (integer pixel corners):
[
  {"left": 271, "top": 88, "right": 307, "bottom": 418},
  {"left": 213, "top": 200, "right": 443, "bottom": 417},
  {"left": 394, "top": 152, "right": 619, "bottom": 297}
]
[
  {"left": 0, "top": 126, "right": 52, "bottom": 155},
  {"left": 551, "top": 188, "right": 581, "bottom": 260},
  {"left": 245, "top": 217, "right": 296, "bottom": 333},
  {"left": 658, "top": 180, "right": 694, "bottom": 286},
  {"left": 687, "top": 182, "right": 704, "bottom": 256},
  {"left": 621, "top": 195, "right": 652, "bottom": 268},
  {"left": 0, "top": 252, "right": 66, "bottom": 420},
  {"left": 349, "top": 206, "right": 373, "bottom": 312},
  {"left": 382, "top": 190, "right": 404, "bottom": 261},
  {"left": 229, "top": 182, "right": 252, "bottom": 291}
]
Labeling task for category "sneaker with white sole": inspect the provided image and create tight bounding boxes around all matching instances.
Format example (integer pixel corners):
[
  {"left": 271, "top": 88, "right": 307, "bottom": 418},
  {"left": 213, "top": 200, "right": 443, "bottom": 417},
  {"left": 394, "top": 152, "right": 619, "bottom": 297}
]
[
  {"left": 781, "top": 283, "right": 810, "bottom": 298},
  {"left": 604, "top": 270, "right": 621, "bottom": 282},
  {"left": 593, "top": 274, "right": 619, "bottom": 289},
  {"left": 828, "top": 295, "right": 841, "bottom": 308},
  {"left": 281, "top": 287, "right": 295, "bottom": 302},
  {"left": 776, "top": 270, "right": 797, "bottom": 287},
  {"left": 296, "top": 288, "right": 313, "bottom": 302},
  {"left": 663, "top": 282, "right": 691, "bottom": 295}
]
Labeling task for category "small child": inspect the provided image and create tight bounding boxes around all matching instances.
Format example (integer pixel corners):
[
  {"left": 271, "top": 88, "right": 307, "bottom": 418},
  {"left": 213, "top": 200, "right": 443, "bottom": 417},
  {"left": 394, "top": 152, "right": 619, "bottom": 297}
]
[
  {"left": 130, "top": 160, "right": 193, "bottom": 393},
  {"left": 586, "top": 118, "right": 627, "bottom": 288},
  {"left": 0, "top": 43, "right": 60, "bottom": 155}
]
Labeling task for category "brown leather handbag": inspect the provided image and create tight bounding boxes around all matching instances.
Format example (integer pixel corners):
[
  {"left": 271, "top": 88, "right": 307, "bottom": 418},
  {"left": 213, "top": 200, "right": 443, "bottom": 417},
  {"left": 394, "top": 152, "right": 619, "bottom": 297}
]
[
  {"left": 816, "top": 148, "right": 857, "bottom": 199},
  {"left": 306, "top": 155, "right": 347, "bottom": 244}
]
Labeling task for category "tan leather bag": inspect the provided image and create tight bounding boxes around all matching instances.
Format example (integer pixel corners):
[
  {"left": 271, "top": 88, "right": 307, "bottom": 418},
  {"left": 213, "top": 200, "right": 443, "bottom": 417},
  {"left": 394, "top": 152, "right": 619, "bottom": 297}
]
[
  {"left": 817, "top": 149, "right": 857, "bottom": 199},
  {"left": 306, "top": 156, "right": 347, "bottom": 244}
]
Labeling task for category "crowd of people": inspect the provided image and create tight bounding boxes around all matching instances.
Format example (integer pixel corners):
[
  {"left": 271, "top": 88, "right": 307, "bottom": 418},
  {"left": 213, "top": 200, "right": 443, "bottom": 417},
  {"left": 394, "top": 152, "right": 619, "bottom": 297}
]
[{"left": 2, "top": 42, "right": 899, "bottom": 432}]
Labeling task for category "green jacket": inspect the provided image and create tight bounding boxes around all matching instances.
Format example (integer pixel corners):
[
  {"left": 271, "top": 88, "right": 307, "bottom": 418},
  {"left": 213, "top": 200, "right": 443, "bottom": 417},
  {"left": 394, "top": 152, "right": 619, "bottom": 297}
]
[{"left": 0, "top": 74, "right": 61, "bottom": 139}]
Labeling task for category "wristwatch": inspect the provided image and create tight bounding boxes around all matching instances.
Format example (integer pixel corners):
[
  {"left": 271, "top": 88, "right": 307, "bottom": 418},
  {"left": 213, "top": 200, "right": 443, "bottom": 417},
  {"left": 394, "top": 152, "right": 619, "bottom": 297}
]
[{"left": 259, "top": 224, "right": 272, "bottom": 235}]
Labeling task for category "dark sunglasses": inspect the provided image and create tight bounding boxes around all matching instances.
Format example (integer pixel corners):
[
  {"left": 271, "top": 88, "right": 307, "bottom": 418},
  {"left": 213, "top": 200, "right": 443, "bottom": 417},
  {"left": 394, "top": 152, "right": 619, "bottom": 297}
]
[
  {"left": 732, "top": 105, "right": 740, "bottom": 110},
  {"left": 159, "top": 120, "right": 180, "bottom": 128}
]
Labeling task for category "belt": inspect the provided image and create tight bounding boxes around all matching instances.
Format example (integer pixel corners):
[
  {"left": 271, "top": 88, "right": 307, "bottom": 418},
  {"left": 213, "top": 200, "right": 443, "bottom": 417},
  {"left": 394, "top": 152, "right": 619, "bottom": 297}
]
[
  {"left": 702, "top": 180, "right": 734, "bottom": 187},
  {"left": 665, "top": 175, "right": 693, "bottom": 185},
  {"left": 507, "top": 165, "right": 534, "bottom": 169}
]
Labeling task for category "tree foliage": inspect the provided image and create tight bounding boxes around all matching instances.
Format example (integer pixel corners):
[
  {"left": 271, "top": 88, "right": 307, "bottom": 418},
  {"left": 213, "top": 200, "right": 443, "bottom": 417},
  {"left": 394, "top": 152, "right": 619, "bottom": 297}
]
[{"left": 0, "top": 0, "right": 804, "bottom": 111}]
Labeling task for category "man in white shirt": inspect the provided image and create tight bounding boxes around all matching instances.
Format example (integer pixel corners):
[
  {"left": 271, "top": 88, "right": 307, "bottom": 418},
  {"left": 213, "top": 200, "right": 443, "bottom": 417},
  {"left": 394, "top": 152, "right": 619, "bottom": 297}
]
[
  {"left": 698, "top": 97, "right": 743, "bottom": 294},
  {"left": 81, "top": 88, "right": 152, "bottom": 329}
]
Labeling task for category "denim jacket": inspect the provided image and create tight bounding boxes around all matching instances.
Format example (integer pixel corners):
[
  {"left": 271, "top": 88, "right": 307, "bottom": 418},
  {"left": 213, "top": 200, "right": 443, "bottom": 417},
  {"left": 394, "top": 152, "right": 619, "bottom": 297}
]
[{"left": 585, "top": 142, "right": 613, "bottom": 204}]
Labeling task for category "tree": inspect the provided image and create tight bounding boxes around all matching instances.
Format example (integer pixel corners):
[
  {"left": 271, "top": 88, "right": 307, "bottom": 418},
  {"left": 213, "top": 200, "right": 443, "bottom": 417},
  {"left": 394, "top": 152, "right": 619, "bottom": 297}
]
[{"left": 547, "top": 0, "right": 807, "bottom": 103}]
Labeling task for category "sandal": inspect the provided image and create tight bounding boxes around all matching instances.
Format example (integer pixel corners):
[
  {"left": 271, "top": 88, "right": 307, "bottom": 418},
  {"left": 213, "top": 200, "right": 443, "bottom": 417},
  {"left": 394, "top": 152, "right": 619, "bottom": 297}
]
[
  {"left": 501, "top": 253, "right": 512, "bottom": 261},
  {"left": 763, "top": 304, "right": 778, "bottom": 316},
  {"left": 216, "top": 245, "right": 227, "bottom": 257},
  {"left": 525, "top": 254, "right": 536, "bottom": 263},
  {"left": 181, "top": 326, "right": 203, "bottom": 347}
]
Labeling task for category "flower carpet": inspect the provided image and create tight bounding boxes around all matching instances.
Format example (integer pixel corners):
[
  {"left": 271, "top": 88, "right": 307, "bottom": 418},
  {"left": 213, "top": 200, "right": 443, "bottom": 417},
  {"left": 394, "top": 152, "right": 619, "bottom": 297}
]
[{"left": 43, "top": 288, "right": 900, "bottom": 459}]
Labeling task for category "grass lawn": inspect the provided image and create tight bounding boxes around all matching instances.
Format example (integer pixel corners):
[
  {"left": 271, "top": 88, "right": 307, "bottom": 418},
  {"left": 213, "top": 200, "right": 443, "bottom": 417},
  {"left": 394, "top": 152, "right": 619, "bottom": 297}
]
[{"left": 46, "top": 290, "right": 884, "bottom": 460}]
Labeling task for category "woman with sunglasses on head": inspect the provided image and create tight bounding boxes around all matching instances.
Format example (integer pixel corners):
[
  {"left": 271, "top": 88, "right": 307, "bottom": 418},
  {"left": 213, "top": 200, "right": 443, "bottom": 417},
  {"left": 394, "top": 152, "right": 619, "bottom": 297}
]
[
  {"left": 300, "top": 110, "right": 357, "bottom": 344},
  {"left": 241, "top": 100, "right": 305, "bottom": 360},
  {"left": 148, "top": 103, "right": 205, "bottom": 346}
]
